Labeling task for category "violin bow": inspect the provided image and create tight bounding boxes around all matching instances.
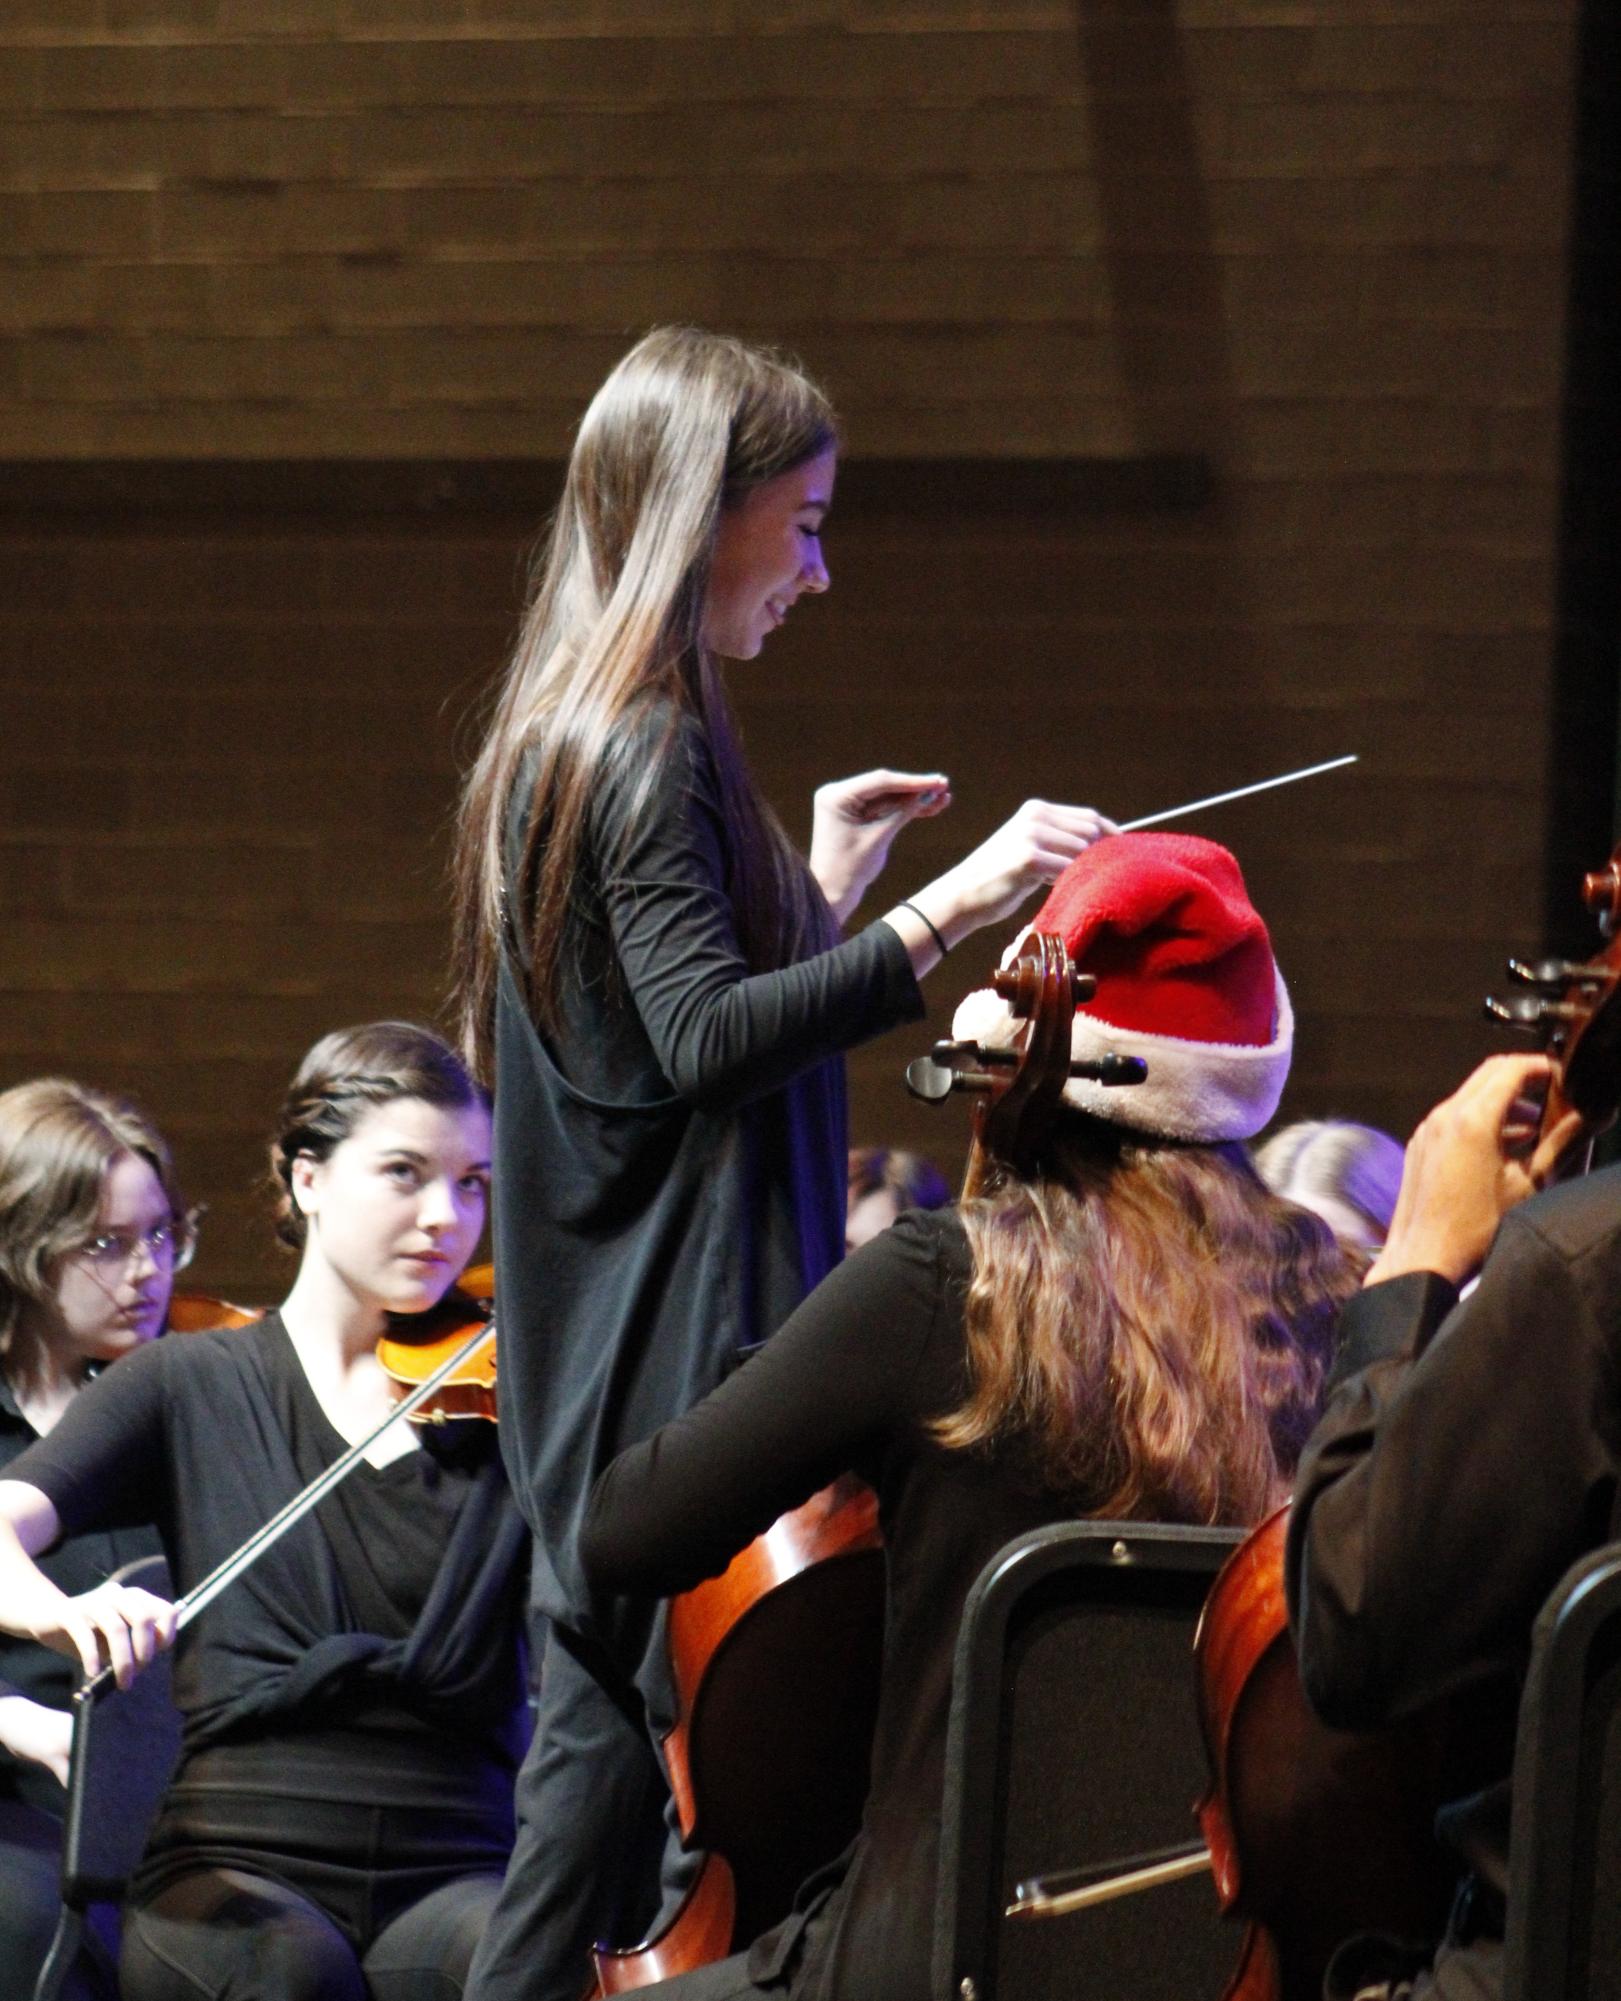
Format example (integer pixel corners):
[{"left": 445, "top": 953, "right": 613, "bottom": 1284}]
[{"left": 79, "top": 1320, "right": 496, "bottom": 1701}]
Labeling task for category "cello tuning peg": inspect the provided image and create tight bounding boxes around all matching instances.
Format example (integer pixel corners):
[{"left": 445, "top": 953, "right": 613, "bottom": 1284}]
[
  {"left": 1507, "top": 956, "right": 1585, "bottom": 990},
  {"left": 904, "top": 1054, "right": 959, "bottom": 1104},
  {"left": 904, "top": 1042, "right": 1016, "bottom": 1104},
  {"left": 1069, "top": 1054, "right": 1148, "bottom": 1087},
  {"left": 1484, "top": 994, "right": 1544, "bottom": 1030},
  {"left": 1484, "top": 994, "right": 1581, "bottom": 1030}
]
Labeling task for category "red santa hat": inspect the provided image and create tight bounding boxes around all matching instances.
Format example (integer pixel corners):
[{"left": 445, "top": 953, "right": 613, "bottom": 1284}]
[{"left": 950, "top": 832, "right": 1292, "bottom": 1143}]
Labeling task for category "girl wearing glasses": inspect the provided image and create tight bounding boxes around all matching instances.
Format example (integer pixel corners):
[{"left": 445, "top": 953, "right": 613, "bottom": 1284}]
[
  {"left": 0, "top": 1023, "right": 531, "bottom": 2001},
  {"left": 0, "top": 1078, "right": 185, "bottom": 2000}
]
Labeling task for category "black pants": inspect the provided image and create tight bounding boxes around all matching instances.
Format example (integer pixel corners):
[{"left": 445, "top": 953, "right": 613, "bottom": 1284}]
[
  {"left": 122, "top": 1866, "right": 502, "bottom": 2001},
  {"left": 466, "top": 1623, "right": 679, "bottom": 2001},
  {"left": 120, "top": 1789, "right": 510, "bottom": 2001}
]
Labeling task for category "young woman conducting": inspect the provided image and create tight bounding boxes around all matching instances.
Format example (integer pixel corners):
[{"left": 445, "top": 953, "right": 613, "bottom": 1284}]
[
  {"left": 578, "top": 834, "right": 1353, "bottom": 2001},
  {"left": 0, "top": 1022, "right": 529, "bottom": 2001},
  {"left": 452, "top": 324, "right": 1118, "bottom": 1999},
  {"left": 0, "top": 1080, "right": 186, "bottom": 1999}
]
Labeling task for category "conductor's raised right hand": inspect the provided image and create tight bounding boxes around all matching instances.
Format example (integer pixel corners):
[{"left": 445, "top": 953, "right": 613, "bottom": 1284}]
[{"left": 908, "top": 800, "right": 1117, "bottom": 952}]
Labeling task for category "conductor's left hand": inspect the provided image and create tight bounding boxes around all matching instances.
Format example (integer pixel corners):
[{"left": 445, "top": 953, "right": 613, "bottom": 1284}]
[{"left": 810, "top": 770, "right": 953, "bottom": 926}]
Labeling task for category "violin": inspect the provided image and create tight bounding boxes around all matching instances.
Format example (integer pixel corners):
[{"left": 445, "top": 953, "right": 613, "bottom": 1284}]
[
  {"left": 166, "top": 1292, "right": 260, "bottom": 1333},
  {"left": 166, "top": 1267, "right": 498, "bottom": 1425},
  {"left": 375, "top": 1261, "right": 498, "bottom": 1424}
]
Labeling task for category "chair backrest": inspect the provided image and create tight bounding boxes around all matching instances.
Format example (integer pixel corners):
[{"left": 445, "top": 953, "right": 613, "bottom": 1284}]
[
  {"left": 1504, "top": 1541, "right": 1621, "bottom": 2001},
  {"left": 934, "top": 1519, "right": 1246, "bottom": 2001},
  {"left": 59, "top": 1552, "right": 183, "bottom": 1902}
]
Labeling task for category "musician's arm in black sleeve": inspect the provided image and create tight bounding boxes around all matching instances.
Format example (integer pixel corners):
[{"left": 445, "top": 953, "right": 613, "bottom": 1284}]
[{"left": 1287, "top": 1215, "right": 1621, "bottom": 1728}]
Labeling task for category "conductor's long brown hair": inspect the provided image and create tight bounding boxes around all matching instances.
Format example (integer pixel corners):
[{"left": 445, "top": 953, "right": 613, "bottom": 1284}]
[{"left": 453, "top": 326, "right": 839, "bottom": 1078}]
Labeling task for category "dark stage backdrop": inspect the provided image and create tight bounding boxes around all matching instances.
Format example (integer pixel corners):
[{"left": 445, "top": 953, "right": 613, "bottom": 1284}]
[
  {"left": 0, "top": 4, "right": 1592, "bottom": 1298},
  {"left": 0, "top": 458, "right": 1554, "bottom": 1298}
]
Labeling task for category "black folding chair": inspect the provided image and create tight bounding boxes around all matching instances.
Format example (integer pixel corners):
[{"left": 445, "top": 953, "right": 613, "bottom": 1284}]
[
  {"left": 934, "top": 1519, "right": 1245, "bottom": 2001},
  {"left": 1503, "top": 1541, "right": 1621, "bottom": 2001},
  {"left": 32, "top": 1554, "right": 183, "bottom": 2001}
]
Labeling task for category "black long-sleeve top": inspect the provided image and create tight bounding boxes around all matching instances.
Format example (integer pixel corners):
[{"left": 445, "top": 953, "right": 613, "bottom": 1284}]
[
  {"left": 1286, "top": 1163, "right": 1621, "bottom": 1895},
  {"left": 492, "top": 702, "right": 924, "bottom": 1676},
  {"left": 0, "top": 1371, "right": 159, "bottom": 1816},
  {"left": 581, "top": 1209, "right": 1116, "bottom": 2001},
  {"left": 8, "top": 1315, "right": 531, "bottom": 1821}
]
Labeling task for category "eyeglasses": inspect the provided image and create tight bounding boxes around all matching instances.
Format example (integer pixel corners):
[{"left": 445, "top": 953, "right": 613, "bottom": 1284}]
[{"left": 74, "top": 1216, "right": 195, "bottom": 1274}]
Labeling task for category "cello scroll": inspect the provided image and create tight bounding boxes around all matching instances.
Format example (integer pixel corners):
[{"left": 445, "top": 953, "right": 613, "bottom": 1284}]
[
  {"left": 905, "top": 931, "right": 1145, "bottom": 1187},
  {"left": 1486, "top": 839, "right": 1621, "bottom": 1162}
]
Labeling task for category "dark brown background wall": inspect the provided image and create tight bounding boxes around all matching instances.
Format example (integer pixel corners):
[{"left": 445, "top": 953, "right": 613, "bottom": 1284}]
[{"left": 0, "top": 4, "right": 1582, "bottom": 1297}]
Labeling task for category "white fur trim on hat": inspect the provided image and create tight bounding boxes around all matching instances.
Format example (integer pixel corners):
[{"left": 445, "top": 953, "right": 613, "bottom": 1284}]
[{"left": 950, "top": 944, "right": 1294, "bottom": 1144}]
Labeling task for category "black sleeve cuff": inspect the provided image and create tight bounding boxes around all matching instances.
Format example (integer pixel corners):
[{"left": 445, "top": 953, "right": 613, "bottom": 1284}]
[
  {"left": 1328, "top": 1270, "right": 1459, "bottom": 1391},
  {"left": 869, "top": 916, "right": 928, "bottom": 1024}
]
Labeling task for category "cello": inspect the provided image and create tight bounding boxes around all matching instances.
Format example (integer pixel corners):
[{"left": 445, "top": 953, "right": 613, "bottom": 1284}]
[
  {"left": 590, "top": 1476, "right": 888, "bottom": 1992},
  {"left": 1192, "top": 1509, "right": 1454, "bottom": 2000},
  {"left": 1188, "top": 842, "right": 1621, "bottom": 2001}
]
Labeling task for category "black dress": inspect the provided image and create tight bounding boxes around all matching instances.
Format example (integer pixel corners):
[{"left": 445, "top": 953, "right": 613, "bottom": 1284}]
[
  {"left": 493, "top": 702, "right": 924, "bottom": 1667},
  {"left": 473, "top": 700, "right": 926, "bottom": 2001}
]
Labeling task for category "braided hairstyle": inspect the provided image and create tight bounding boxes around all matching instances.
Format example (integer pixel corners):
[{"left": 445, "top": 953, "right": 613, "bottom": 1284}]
[{"left": 269, "top": 1022, "right": 488, "bottom": 1250}]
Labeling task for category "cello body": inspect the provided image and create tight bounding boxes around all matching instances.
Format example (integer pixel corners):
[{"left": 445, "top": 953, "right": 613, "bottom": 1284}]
[
  {"left": 1194, "top": 1509, "right": 1453, "bottom": 2001},
  {"left": 591, "top": 1476, "right": 886, "bottom": 1992}
]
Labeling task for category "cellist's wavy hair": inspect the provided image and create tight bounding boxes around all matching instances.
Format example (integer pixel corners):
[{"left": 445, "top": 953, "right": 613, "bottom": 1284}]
[
  {"left": 0, "top": 1079, "right": 188, "bottom": 1364},
  {"left": 938, "top": 1118, "right": 1353, "bottom": 1524},
  {"left": 453, "top": 325, "right": 840, "bottom": 1076},
  {"left": 269, "top": 1021, "right": 488, "bottom": 1250}
]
